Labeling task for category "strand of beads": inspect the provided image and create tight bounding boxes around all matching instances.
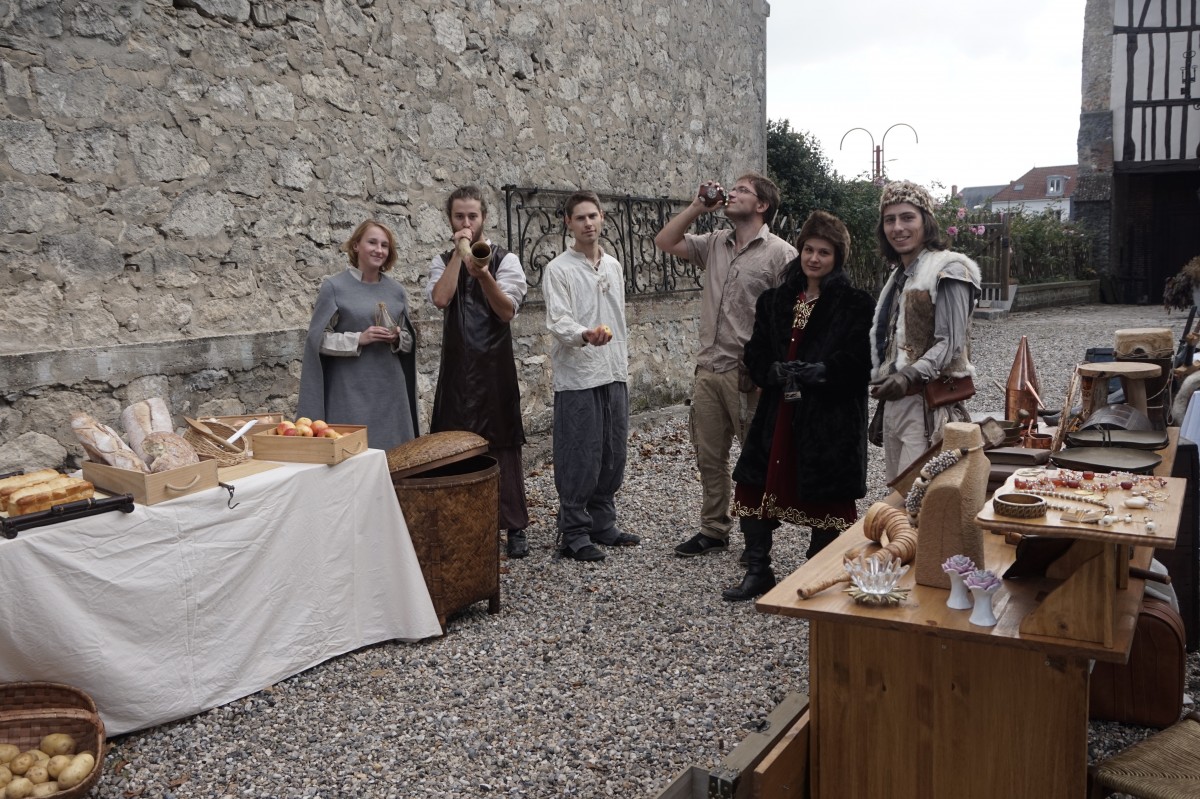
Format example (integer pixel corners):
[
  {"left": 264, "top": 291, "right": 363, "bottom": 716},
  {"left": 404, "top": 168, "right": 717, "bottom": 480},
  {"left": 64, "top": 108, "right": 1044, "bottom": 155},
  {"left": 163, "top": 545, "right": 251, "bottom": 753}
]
[
  {"left": 905, "top": 447, "right": 980, "bottom": 524},
  {"left": 1014, "top": 488, "right": 1113, "bottom": 514}
]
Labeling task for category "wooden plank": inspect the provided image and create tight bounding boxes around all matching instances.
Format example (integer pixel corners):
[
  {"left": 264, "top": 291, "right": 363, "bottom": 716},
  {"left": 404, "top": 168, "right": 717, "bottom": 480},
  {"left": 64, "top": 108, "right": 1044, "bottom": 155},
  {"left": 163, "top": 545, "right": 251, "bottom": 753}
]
[
  {"left": 976, "top": 473, "right": 1185, "bottom": 550},
  {"left": 1020, "top": 540, "right": 1116, "bottom": 646},
  {"left": 809, "top": 621, "right": 1088, "bottom": 799},
  {"left": 751, "top": 709, "right": 809, "bottom": 799},
  {"left": 709, "top": 692, "right": 808, "bottom": 799}
]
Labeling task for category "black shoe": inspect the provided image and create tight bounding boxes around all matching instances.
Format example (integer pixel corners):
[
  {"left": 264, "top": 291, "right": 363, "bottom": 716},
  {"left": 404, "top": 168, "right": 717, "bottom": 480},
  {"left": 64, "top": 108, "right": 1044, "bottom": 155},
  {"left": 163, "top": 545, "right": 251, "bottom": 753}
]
[
  {"left": 608, "top": 531, "right": 641, "bottom": 547},
  {"left": 721, "top": 570, "right": 777, "bottom": 601},
  {"left": 674, "top": 533, "right": 728, "bottom": 557},
  {"left": 561, "top": 543, "right": 606, "bottom": 562},
  {"left": 738, "top": 548, "right": 749, "bottom": 566},
  {"left": 506, "top": 529, "right": 528, "bottom": 559}
]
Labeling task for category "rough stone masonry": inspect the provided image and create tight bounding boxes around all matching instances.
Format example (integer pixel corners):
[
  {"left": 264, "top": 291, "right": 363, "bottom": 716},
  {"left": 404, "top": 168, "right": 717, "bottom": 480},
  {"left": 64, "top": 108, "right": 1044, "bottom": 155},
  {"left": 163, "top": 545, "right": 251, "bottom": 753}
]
[{"left": 0, "top": 0, "right": 773, "bottom": 470}]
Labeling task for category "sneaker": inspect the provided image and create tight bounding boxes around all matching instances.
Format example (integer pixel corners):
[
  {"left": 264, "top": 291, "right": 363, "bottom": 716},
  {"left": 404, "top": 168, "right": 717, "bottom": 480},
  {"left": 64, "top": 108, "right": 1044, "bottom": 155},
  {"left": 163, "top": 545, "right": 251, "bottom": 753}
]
[
  {"left": 607, "top": 531, "right": 641, "bottom": 547},
  {"left": 506, "top": 529, "right": 528, "bottom": 559},
  {"left": 674, "top": 532, "right": 729, "bottom": 557},
  {"left": 561, "top": 543, "right": 606, "bottom": 562}
]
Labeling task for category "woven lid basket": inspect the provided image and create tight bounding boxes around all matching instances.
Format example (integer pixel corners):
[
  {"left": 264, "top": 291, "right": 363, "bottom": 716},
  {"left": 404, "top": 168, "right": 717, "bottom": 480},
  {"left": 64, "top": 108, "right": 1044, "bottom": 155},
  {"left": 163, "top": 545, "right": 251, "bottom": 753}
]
[
  {"left": 182, "top": 418, "right": 250, "bottom": 468},
  {"left": 386, "top": 431, "right": 488, "bottom": 480},
  {"left": 0, "top": 681, "right": 105, "bottom": 798}
]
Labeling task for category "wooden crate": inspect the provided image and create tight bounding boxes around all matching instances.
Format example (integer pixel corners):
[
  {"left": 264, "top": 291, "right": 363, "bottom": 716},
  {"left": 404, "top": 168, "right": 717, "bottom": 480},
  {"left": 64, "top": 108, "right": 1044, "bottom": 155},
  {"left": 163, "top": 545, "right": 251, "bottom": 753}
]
[
  {"left": 251, "top": 425, "right": 368, "bottom": 465},
  {"left": 82, "top": 458, "right": 218, "bottom": 505}
]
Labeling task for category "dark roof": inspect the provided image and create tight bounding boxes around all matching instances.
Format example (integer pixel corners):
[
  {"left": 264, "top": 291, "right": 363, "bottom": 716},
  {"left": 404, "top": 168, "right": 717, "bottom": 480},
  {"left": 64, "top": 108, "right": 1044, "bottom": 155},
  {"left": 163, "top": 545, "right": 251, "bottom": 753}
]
[
  {"left": 956, "top": 185, "right": 1008, "bottom": 210},
  {"left": 991, "top": 165, "right": 1078, "bottom": 203}
]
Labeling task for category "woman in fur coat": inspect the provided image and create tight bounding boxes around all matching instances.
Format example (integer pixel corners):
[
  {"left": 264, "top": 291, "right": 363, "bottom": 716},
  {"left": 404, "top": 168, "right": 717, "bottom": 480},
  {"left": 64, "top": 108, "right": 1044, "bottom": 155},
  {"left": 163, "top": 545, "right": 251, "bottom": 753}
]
[{"left": 724, "top": 211, "right": 875, "bottom": 601}]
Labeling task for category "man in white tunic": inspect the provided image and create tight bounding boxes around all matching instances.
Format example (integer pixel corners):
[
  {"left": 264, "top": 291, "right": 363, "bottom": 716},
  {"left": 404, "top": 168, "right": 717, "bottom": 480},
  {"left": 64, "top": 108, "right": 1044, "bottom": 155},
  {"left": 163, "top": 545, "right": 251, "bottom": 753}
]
[{"left": 543, "top": 191, "right": 640, "bottom": 562}]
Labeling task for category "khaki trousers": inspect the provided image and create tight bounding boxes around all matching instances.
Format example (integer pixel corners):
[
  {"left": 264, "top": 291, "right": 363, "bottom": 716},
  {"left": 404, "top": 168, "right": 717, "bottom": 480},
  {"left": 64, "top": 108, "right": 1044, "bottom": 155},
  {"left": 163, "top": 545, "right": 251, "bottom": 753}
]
[{"left": 690, "top": 367, "right": 757, "bottom": 542}]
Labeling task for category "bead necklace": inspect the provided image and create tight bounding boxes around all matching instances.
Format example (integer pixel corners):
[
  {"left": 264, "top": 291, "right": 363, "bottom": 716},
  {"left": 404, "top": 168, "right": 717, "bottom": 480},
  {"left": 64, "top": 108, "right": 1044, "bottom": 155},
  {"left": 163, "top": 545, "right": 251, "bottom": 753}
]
[
  {"left": 905, "top": 446, "right": 981, "bottom": 524},
  {"left": 1014, "top": 488, "right": 1113, "bottom": 514},
  {"left": 792, "top": 293, "right": 819, "bottom": 329}
]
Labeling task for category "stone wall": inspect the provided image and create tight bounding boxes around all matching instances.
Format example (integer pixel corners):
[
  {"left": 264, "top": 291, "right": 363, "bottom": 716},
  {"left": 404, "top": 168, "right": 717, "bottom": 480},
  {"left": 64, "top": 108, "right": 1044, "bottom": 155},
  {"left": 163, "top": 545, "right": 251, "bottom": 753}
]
[
  {"left": 1010, "top": 280, "right": 1101, "bottom": 312},
  {"left": 0, "top": 0, "right": 770, "bottom": 469},
  {"left": 1074, "top": 0, "right": 1113, "bottom": 274}
]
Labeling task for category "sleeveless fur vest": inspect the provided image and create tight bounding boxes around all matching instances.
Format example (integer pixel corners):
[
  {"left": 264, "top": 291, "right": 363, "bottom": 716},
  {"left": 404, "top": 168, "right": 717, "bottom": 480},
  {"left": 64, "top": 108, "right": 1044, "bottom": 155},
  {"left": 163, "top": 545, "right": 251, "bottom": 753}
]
[{"left": 870, "top": 249, "right": 981, "bottom": 380}]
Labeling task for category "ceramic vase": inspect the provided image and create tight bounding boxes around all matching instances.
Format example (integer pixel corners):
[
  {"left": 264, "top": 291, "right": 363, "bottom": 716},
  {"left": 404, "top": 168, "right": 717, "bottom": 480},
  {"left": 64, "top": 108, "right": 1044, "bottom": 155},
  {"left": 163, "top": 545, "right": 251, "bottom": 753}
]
[
  {"left": 968, "top": 585, "right": 999, "bottom": 627},
  {"left": 946, "top": 570, "right": 972, "bottom": 610}
]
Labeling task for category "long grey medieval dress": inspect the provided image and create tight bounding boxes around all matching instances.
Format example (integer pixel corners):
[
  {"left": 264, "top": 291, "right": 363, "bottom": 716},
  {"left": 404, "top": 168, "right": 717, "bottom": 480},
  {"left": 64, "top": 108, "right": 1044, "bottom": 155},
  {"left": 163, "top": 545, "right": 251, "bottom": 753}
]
[{"left": 297, "top": 268, "right": 419, "bottom": 451}]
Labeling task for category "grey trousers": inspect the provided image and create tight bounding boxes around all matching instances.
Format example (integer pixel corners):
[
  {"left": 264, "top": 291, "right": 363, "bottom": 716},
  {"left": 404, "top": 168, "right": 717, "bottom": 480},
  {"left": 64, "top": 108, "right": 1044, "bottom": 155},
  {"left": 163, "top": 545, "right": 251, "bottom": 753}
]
[{"left": 553, "top": 382, "right": 629, "bottom": 552}]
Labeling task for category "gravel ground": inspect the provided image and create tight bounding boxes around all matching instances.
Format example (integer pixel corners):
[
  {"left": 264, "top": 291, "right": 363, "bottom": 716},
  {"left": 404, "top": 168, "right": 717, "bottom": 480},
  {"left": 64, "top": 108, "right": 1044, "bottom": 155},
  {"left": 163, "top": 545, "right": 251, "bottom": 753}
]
[{"left": 92, "top": 304, "right": 1199, "bottom": 798}]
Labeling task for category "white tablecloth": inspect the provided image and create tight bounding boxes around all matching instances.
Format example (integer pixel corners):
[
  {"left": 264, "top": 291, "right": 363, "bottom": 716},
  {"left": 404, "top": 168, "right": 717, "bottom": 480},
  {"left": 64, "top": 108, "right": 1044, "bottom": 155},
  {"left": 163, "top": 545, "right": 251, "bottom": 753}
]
[{"left": 0, "top": 449, "right": 442, "bottom": 734}]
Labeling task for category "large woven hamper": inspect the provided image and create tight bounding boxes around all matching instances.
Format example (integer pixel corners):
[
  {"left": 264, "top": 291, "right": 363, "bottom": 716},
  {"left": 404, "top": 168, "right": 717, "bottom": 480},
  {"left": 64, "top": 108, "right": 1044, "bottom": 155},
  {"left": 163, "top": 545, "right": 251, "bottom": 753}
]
[
  {"left": 387, "top": 431, "right": 500, "bottom": 630},
  {"left": 0, "top": 682, "right": 105, "bottom": 798}
]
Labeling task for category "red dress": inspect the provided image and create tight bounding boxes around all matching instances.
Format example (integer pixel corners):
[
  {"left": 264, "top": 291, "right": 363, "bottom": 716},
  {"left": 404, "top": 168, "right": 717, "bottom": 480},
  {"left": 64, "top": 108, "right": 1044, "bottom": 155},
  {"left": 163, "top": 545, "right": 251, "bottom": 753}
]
[{"left": 732, "top": 291, "right": 857, "bottom": 531}]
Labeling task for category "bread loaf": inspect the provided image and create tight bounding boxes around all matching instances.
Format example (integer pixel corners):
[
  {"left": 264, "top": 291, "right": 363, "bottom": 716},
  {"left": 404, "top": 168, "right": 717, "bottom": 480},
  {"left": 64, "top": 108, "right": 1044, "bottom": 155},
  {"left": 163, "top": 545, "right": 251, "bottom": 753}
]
[
  {"left": 140, "top": 431, "right": 199, "bottom": 473},
  {"left": 70, "top": 411, "right": 148, "bottom": 472},
  {"left": 8, "top": 476, "right": 94, "bottom": 516},
  {"left": 121, "top": 398, "right": 174, "bottom": 464},
  {"left": 0, "top": 469, "right": 60, "bottom": 512}
]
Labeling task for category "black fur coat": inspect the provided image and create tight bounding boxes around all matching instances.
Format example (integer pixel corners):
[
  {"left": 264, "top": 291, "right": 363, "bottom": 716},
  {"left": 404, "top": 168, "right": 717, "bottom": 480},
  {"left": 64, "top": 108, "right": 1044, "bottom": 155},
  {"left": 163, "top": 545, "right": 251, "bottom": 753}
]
[{"left": 732, "top": 272, "right": 875, "bottom": 503}]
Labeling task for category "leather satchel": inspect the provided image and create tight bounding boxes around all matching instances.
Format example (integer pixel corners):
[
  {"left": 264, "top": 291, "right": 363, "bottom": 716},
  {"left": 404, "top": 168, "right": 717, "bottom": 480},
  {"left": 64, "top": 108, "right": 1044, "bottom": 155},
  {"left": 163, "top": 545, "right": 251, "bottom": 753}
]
[
  {"left": 1089, "top": 597, "right": 1186, "bottom": 728},
  {"left": 923, "top": 374, "right": 975, "bottom": 408}
]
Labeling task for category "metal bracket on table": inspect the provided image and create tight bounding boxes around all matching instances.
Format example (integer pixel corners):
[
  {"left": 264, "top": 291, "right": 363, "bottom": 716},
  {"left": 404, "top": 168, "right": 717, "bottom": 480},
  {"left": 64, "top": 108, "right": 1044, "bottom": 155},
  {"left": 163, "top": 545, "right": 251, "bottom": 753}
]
[
  {"left": 1, "top": 493, "right": 136, "bottom": 539},
  {"left": 218, "top": 482, "right": 239, "bottom": 510}
]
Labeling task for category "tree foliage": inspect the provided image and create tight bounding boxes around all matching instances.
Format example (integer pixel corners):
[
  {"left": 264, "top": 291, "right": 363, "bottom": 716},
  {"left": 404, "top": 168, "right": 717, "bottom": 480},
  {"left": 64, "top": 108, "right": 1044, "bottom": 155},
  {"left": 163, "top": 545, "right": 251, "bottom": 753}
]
[{"left": 767, "top": 119, "right": 885, "bottom": 291}]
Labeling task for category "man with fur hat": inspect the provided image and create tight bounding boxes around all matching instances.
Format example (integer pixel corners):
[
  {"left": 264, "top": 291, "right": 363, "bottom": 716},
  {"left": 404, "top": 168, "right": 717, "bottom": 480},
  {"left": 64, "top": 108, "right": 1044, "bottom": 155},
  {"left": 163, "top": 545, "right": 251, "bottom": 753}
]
[
  {"left": 869, "top": 180, "right": 981, "bottom": 481},
  {"left": 655, "top": 173, "right": 796, "bottom": 560}
]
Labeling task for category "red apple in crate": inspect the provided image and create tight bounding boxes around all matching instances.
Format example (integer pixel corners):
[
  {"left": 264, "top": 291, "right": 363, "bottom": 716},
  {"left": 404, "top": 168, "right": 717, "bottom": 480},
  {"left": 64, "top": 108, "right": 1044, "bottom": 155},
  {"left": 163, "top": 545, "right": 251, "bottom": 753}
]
[
  {"left": 310, "top": 419, "right": 330, "bottom": 436},
  {"left": 282, "top": 427, "right": 298, "bottom": 437},
  {"left": 322, "top": 429, "right": 341, "bottom": 439},
  {"left": 275, "top": 420, "right": 296, "bottom": 436},
  {"left": 296, "top": 424, "right": 314, "bottom": 437}
]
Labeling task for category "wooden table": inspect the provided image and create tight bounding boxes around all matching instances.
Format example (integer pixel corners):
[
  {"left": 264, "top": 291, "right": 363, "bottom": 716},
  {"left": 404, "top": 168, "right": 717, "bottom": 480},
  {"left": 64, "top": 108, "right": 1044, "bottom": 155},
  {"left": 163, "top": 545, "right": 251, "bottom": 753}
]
[{"left": 758, "top": 465, "right": 1182, "bottom": 797}]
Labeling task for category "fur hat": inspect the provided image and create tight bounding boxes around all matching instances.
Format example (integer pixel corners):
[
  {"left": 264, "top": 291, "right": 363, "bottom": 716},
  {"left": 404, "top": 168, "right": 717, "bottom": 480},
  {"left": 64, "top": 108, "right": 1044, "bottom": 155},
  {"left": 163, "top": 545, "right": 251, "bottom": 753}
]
[
  {"left": 795, "top": 210, "right": 852, "bottom": 268},
  {"left": 879, "top": 180, "right": 935, "bottom": 217}
]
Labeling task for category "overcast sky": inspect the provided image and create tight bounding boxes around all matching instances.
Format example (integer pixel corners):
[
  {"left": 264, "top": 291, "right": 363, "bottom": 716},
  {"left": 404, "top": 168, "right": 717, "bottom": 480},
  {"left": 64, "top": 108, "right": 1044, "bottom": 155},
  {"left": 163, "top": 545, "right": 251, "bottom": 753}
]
[{"left": 765, "top": 0, "right": 1085, "bottom": 194}]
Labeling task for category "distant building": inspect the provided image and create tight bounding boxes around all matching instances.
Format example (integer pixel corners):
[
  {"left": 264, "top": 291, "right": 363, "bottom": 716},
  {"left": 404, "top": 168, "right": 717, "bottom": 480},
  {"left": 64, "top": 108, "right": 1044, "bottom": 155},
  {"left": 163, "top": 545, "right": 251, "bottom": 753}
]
[
  {"left": 1077, "top": 0, "right": 1200, "bottom": 303},
  {"left": 989, "top": 166, "right": 1078, "bottom": 218},
  {"left": 955, "top": 185, "right": 1008, "bottom": 211}
]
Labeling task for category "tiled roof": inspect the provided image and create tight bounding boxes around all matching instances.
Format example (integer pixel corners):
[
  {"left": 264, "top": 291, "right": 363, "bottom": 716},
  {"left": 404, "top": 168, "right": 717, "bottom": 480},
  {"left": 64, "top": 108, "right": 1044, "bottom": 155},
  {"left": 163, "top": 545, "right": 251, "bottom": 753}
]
[{"left": 991, "top": 165, "right": 1078, "bottom": 202}]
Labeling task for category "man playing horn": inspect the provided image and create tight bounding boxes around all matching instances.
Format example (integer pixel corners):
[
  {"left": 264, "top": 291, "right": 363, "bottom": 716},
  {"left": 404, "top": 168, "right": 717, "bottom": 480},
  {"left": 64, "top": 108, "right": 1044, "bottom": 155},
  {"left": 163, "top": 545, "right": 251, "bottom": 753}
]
[{"left": 427, "top": 185, "right": 532, "bottom": 558}]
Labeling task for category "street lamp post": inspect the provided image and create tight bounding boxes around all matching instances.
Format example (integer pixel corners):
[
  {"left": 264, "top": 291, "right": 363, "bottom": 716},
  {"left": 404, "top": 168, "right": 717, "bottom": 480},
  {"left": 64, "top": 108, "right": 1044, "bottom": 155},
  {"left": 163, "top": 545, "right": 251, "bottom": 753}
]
[{"left": 839, "top": 123, "right": 919, "bottom": 184}]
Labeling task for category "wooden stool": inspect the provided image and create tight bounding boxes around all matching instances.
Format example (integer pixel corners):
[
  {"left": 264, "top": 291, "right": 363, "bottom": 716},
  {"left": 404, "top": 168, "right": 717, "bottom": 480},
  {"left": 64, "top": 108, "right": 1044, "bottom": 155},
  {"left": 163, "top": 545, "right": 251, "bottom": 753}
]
[
  {"left": 1088, "top": 711, "right": 1200, "bottom": 798},
  {"left": 1077, "top": 361, "right": 1162, "bottom": 417}
]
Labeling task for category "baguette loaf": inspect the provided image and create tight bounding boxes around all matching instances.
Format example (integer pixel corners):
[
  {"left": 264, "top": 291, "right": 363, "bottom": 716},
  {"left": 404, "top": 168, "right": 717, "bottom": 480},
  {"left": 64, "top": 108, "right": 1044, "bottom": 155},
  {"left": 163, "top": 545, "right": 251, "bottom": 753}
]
[
  {"left": 70, "top": 411, "right": 148, "bottom": 472},
  {"left": 8, "top": 476, "right": 94, "bottom": 516},
  {"left": 0, "top": 469, "right": 60, "bottom": 512},
  {"left": 141, "top": 431, "right": 199, "bottom": 473},
  {"left": 121, "top": 398, "right": 174, "bottom": 464}
]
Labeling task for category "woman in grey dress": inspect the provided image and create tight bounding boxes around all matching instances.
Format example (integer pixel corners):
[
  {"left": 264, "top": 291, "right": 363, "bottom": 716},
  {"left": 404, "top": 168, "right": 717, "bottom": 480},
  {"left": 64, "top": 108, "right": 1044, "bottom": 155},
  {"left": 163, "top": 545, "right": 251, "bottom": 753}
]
[{"left": 298, "top": 219, "right": 419, "bottom": 450}]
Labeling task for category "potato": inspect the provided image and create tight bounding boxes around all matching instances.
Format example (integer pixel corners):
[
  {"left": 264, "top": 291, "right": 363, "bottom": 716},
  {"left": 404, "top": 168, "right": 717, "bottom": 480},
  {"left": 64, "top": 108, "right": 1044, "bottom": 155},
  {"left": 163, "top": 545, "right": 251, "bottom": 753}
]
[
  {"left": 55, "top": 752, "right": 93, "bottom": 790},
  {"left": 37, "top": 735, "right": 74, "bottom": 759},
  {"left": 19, "top": 768, "right": 44, "bottom": 788},
  {"left": 4, "top": 778, "right": 33, "bottom": 799},
  {"left": 5, "top": 756, "right": 32, "bottom": 778},
  {"left": 0, "top": 765, "right": 11, "bottom": 786},
  {"left": 30, "top": 784, "right": 58, "bottom": 799},
  {"left": 43, "top": 757, "right": 70, "bottom": 781},
  {"left": 0, "top": 746, "right": 15, "bottom": 765}
]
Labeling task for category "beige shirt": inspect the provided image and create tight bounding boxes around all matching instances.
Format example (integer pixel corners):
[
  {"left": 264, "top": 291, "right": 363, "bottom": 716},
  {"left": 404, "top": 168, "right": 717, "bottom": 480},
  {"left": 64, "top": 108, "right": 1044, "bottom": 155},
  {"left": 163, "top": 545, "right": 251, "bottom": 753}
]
[
  {"left": 543, "top": 247, "right": 629, "bottom": 392},
  {"left": 685, "top": 225, "right": 796, "bottom": 373}
]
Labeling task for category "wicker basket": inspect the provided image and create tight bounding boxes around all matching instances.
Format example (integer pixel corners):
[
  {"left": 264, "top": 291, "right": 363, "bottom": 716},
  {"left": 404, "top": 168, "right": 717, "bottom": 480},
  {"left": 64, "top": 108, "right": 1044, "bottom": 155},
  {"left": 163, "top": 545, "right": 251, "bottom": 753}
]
[
  {"left": 182, "top": 418, "right": 250, "bottom": 467},
  {"left": 388, "top": 432, "right": 500, "bottom": 630},
  {"left": 0, "top": 682, "right": 105, "bottom": 798}
]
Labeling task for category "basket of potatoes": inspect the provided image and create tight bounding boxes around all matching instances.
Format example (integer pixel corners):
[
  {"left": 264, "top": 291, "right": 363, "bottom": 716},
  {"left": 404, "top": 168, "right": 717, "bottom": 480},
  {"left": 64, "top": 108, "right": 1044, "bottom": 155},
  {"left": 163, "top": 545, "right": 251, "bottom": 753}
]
[{"left": 0, "top": 682, "right": 104, "bottom": 799}]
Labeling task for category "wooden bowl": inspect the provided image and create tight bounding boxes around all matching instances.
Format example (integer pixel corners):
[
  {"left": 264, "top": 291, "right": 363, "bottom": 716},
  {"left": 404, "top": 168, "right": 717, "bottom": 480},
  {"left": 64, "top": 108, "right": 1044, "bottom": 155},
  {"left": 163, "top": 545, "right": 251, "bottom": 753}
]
[{"left": 992, "top": 492, "right": 1047, "bottom": 519}]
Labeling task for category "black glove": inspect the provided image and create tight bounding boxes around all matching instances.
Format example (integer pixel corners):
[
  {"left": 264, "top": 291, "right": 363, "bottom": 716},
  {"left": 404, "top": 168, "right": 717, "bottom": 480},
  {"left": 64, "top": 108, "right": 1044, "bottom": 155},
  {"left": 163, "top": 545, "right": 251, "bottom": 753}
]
[
  {"left": 870, "top": 367, "right": 919, "bottom": 401},
  {"left": 789, "top": 362, "right": 826, "bottom": 387},
  {"left": 767, "top": 362, "right": 789, "bottom": 387}
]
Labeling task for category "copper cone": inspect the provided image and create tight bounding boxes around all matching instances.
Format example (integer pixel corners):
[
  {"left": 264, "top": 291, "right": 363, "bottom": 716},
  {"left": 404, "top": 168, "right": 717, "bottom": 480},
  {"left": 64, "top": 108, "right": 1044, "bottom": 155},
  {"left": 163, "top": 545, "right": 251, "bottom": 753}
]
[{"left": 1005, "top": 336, "right": 1041, "bottom": 422}]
